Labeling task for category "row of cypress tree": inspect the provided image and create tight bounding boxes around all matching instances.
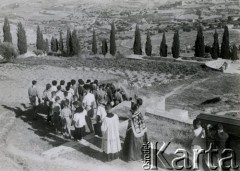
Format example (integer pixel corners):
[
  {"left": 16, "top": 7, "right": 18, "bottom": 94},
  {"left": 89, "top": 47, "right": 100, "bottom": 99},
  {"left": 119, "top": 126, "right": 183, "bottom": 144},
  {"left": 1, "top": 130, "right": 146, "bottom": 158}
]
[
  {"left": 36, "top": 27, "right": 80, "bottom": 56},
  {"left": 134, "top": 24, "right": 238, "bottom": 60},
  {"left": 2, "top": 17, "right": 27, "bottom": 55},
  {"left": 2, "top": 17, "right": 238, "bottom": 60},
  {"left": 134, "top": 24, "right": 180, "bottom": 58},
  {"left": 92, "top": 22, "right": 116, "bottom": 56},
  {"left": 194, "top": 25, "right": 238, "bottom": 60}
]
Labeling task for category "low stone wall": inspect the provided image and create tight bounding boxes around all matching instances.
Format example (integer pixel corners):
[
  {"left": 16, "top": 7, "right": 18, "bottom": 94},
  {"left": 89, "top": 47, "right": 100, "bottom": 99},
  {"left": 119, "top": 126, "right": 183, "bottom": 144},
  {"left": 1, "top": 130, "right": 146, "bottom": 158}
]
[{"left": 146, "top": 111, "right": 192, "bottom": 128}]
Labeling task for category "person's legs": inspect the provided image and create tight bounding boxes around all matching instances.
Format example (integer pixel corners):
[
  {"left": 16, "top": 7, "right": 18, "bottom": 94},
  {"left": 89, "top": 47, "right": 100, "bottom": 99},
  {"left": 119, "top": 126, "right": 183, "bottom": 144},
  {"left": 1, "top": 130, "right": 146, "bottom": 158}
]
[
  {"left": 58, "top": 116, "right": 62, "bottom": 133},
  {"left": 47, "top": 102, "right": 52, "bottom": 123},
  {"left": 66, "top": 120, "right": 72, "bottom": 138},
  {"left": 75, "top": 127, "right": 81, "bottom": 141},
  {"left": 80, "top": 126, "right": 86, "bottom": 139},
  {"left": 94, "top": 122, "right": 102, "bottom": 137},
  {"left": 86, "top": 110, "right": 94, "bottom": 133},
  {"left": 30, "top": 97, "right": 37, "bottom": 119}
]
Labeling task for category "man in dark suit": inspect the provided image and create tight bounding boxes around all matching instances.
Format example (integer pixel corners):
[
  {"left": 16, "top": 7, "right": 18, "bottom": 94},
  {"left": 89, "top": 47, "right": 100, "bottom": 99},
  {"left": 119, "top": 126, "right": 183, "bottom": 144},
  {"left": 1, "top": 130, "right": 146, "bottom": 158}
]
[
  {"left": 216, "top": 123, "right": 229, "bottom": 171},
  {"left": 216, "top": 124, "right": 229, "bottom": 152}
]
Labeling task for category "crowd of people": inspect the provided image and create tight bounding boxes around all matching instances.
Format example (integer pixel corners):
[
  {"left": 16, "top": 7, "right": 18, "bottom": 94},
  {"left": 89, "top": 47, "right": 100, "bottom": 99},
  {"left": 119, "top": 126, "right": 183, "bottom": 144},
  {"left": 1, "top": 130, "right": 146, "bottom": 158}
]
[
  {"left": 28, "top": 78, "right": 232, "bottom": 166},
  {"left": 28, "top": 79, "right": 148, "bottom": 161},
  {"left": 192, "top": 119, "right": 230, "bottom": 171}
]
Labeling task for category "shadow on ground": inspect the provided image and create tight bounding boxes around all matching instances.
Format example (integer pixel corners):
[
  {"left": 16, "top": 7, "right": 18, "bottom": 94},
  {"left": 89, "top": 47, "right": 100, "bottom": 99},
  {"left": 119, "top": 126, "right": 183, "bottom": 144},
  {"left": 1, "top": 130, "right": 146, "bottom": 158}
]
[{"left": 2, "top": 103, "right": 68, "bottom": 147}]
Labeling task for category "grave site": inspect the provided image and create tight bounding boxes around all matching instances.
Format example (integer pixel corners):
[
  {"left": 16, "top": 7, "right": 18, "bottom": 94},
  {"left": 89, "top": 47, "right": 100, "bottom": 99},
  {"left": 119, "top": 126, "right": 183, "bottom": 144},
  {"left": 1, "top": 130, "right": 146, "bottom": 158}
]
[{"left": 0, "top": 56, "right": 239, "bottom": 171}]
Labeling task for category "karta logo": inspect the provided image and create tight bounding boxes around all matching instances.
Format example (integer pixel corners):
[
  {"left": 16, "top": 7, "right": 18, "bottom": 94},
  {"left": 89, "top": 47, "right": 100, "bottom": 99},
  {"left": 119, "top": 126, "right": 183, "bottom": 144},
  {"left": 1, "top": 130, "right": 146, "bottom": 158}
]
[{"left": 142, "top": 142, "right": 239, "bottom": 170}]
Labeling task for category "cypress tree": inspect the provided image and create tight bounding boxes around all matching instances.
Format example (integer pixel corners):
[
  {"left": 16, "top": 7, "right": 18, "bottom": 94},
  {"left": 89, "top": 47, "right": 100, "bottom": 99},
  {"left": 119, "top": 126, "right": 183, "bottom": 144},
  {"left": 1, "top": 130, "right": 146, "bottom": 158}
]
[
  {"left": 40, "top": 32, "right": 44, "bottom": 50},
  {"left": 172, "top": 30, "right": 180, "bottom": 58},
  {"left": 231, "top": 44, "right": 238, "bottom": 60},
  {"left": 51, "top": 37, "right": 57, "bottom": 52},
  {"left": 92, "top": 29, "right": 97, "bottom": 54},
  {"left": 3, "top": 17, "right": 12, "bottom": 43},
  {"left": 36, "top": 25, "right": 44, "bottom": 50},
  {"left": 145, "top": 30, "right": 152, "bottom": 56},
  {"left": 17, "top": 22, "right": 27, "bottom": 54},
  {"left": 59, "top": 32, "right": 64, "bottom": 53},
  {"left": 44, "top": 38, "right": 49, "bottom": 53},
  {"left": 110, "top": 22, "right": 116, "bottom": 56},
  {"left": 160, "top": 32, "right": 168, "bottom": 57},
  {"left": 133, "top": 24, "right": 142, "bottom": 55},
  {"left": 221, "top": 26, "right": 230, "bottom": 59},
  {"left": 211, "top": 29, "right": 219, "bottom": 59},
  {"left": 71, "top": 29, "right": 80, "bottom": 55},
  {"left": 66, "top": 28, "right": 72, "bottom": 56},
  {"left": 55, "top": 38, "right": 59, "bottom": 52},
  {"left": 195, "top": 25, "right": 205, "bottom": 57},
  {"left": 102, "top": 39, "right": 108, "bottom": 56}
]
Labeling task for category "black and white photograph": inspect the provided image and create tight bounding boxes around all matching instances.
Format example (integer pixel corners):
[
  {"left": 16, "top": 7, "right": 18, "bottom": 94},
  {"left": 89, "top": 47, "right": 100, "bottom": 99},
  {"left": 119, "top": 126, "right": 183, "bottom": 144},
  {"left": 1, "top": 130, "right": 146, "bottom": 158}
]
[{"left": 0, "top": 0, "right": 239, "bottom": 170}]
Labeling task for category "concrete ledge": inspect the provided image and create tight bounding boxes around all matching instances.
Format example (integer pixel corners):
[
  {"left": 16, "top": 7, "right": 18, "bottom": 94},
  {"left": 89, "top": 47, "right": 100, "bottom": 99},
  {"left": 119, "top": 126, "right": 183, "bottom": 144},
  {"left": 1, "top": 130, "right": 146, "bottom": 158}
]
[{"left": 146, "top": 110, "right": 193, "bottom": 126}]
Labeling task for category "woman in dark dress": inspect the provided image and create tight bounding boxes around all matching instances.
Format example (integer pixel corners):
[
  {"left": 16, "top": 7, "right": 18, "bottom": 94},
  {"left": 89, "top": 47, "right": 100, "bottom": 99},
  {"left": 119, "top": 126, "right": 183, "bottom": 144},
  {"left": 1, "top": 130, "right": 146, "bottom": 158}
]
[{"left": 122, "top": 103, "right": 148, "bottom": 161}]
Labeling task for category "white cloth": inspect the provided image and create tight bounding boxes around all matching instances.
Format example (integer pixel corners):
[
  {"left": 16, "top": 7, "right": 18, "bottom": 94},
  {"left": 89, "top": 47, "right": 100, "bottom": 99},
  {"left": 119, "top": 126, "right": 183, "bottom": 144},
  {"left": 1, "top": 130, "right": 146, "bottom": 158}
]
[
  {"left": 63, "top": 93, "right": 73, "bottom": 103},
  {"left": 83, "top": 93, "right": 96, "bottom": 108},
  {"left": 101, "top": 114, "right": 121, "bottom": 154},
  {"left": 194, "top": 127, "right": 205, "bottom": 138},
  {"left": 96, "top": 105, "right": 107, "bottom": 122},
  {"left": 73, "top": 110, "right": 87, "bottom": 128},
  {"left": 61, "top": 85, "right": 65, "bottom": 91},
  {"left": 69, "top": 88, "right": 74, "bottom": 96},
  {"left": 61, "top": 108, "right": 71, "bottom": 119},
  {"left": 51, "top": 86, "right": 57, "bottom": 92},
  {"left": 56, "top": 91, "right": 64, "bottom": 101}
]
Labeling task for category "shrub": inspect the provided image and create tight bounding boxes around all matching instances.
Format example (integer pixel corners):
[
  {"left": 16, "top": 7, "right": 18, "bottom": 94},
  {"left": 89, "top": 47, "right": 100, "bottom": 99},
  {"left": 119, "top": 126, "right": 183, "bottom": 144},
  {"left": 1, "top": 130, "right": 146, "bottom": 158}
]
[
  {"left": 0, "top": 42, "right": 18, "bottom": 62},
  {"left": 231, "top": 44, "right": 239, "bottom": 61},
  {"left": 205, "top": 45, "right": 212, "bottom": 54},
  {"left": 115, "top": 51, "right": 125, "bottom": 59},
  {"left": 33, "top": 49, "right": 44, "bottom": 56}
]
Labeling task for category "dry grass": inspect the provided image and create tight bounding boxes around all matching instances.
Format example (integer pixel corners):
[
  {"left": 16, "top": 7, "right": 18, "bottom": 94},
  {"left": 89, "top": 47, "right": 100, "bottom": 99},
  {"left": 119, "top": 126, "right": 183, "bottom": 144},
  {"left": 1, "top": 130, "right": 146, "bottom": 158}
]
[{"left": 15, "top": 56, "right": 208, "bottom": 76}]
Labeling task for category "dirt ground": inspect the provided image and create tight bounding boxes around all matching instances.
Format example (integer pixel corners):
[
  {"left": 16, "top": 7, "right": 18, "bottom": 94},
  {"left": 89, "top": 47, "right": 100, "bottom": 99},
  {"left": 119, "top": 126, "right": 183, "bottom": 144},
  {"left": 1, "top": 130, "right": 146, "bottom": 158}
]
[{"left": 0, "top": 57, "right": 240, "bottom": 171}]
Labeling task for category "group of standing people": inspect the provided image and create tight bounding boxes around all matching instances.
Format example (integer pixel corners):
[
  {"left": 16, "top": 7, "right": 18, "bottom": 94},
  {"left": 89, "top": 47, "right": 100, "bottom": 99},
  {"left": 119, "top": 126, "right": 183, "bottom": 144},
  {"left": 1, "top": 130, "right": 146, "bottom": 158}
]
[
  {"left": 28, "top": 79, "right": 148, "bottom": 161},
  {"left": 192, "top": 119, "right": 229, "bottom": 171}
]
